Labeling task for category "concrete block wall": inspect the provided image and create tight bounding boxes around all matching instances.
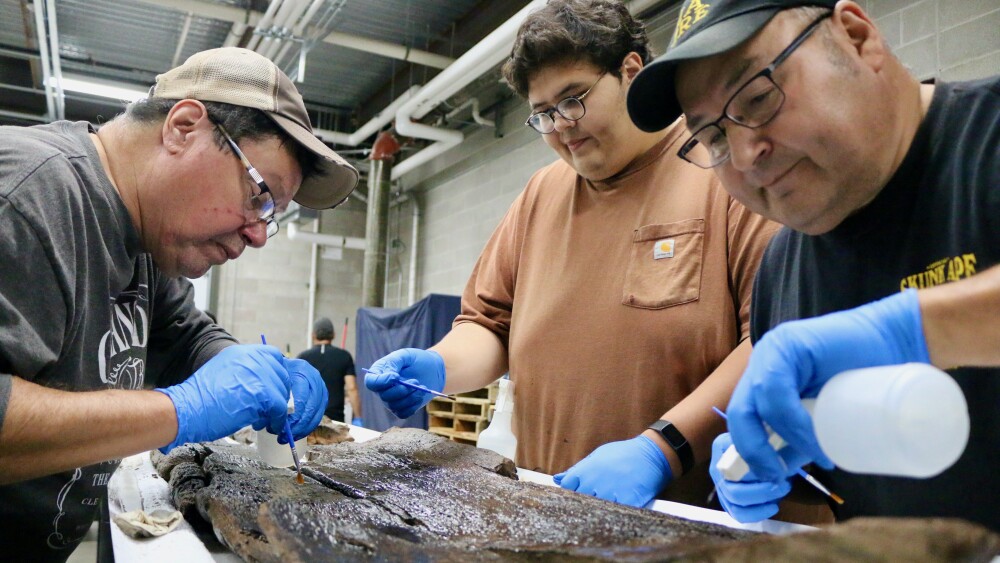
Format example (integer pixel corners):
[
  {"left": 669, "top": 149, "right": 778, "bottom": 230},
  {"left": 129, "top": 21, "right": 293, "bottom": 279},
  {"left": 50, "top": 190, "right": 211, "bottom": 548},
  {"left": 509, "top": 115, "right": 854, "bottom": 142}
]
[
  {"left": 214, "top": 200, "right": 367, "bottom": 356},
  {"left": 862, "top": 0, "right": 1000, "bottom": 81}
]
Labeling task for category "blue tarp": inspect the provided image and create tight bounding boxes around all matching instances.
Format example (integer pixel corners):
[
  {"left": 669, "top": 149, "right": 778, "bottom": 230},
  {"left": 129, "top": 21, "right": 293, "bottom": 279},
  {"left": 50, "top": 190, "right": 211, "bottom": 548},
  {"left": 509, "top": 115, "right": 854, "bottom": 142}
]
[{"left": 355, "top": 294, "right": 461, "bottom": 432}]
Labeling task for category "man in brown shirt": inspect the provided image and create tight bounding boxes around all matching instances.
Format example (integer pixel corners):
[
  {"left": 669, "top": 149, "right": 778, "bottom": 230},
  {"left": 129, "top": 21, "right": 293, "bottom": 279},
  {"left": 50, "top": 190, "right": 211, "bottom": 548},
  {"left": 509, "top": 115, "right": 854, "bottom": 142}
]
[{"left": 366, "top": 0, "right": 777, "bottom": 508}]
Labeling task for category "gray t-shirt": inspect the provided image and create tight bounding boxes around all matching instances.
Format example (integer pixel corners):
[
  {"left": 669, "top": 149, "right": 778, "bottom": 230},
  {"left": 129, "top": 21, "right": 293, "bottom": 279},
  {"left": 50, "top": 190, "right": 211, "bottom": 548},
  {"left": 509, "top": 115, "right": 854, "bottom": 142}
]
[{"left": 0, "top": 121, "right": 236, "bottom": 560}]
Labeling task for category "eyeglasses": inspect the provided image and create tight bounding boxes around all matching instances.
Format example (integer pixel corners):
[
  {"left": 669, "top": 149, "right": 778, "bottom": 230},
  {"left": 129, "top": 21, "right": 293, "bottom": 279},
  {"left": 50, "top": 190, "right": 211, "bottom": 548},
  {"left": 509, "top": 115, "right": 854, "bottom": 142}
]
[
  {"left": 678, "top": 12, "right": 832, "bottom": 169},
  {"left": 213, "top": 121, "right": 279, "bottom": 238},
  {"left": 525, "top": 73, "right": 606, "bottom": 134}
]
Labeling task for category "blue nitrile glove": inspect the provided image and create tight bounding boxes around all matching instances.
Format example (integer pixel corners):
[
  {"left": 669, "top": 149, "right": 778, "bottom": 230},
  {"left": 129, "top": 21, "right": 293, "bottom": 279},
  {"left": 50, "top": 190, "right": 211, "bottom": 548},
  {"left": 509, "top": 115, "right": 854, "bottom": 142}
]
[
  {"left": 708, "top": 433, "right": 807, "bottom": 523},
  {"left": 552, "top": 435, "right": 672, "bottom": 507},
  {"left": 365, "top": 348, "right": 446, "bottom": 419},
  {"left": 728, "top": 289, "right": 930, "bottom": 481},
  {"left": 279, "top": 357, "right": 328, "bottom": 443},
  {"left": 157, "top": 345, "right": 313, "bottom": 453},
  {"left": 351, "top": 417, "right": 364, "bottom": 427}
]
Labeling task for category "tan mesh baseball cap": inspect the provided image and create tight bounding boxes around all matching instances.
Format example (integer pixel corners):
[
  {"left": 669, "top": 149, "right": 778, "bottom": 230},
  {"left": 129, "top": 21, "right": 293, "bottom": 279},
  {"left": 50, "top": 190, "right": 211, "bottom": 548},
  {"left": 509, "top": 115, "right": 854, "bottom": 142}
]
[{"left": 152, "top": 47, "right": 359, "bottom": 210}]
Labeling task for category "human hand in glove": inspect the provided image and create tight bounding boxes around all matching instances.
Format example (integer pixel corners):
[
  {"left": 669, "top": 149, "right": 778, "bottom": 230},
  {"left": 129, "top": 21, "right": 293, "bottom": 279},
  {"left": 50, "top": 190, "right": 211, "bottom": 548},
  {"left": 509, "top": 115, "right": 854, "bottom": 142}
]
[
  {"left": 364, "top": 348, "right": 445, "bottom": 419},
  {"left": 708, "top": 432, "right": 810, "bottom": 522},
  {"left": 727, "top": 289, "right": 929, "bottom": 481},
  {"left": 156, "top": 345, "right": 327, "bottom": 452},
  {"left": 279, "top": 357, "right": 328, "bottom": 443},
  {"left": 553, "top": 435, "right": 672, "bottom": 507},
  {"left": 351, "top": 417, "right": 364, "bottom": 427}
]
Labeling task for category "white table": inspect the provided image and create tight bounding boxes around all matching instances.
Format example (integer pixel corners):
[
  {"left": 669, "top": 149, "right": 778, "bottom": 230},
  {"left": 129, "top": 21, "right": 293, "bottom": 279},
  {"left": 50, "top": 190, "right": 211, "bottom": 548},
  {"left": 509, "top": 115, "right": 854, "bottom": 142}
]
[{"left": 107, "top": 426, "right": 807, "bottom": 561}]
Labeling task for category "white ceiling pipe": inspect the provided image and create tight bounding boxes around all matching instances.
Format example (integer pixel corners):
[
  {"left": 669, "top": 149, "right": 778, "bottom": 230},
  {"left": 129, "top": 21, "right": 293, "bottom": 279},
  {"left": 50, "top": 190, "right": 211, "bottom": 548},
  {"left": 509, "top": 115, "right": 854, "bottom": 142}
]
[
  {"left": 407, "top": 0, "right": 546, "bottom": 121},
  {"left": 31, "top": 0, "right": 55, "bottom": 121},
  {"left": 286, "top": 222, "right": 366, "bottom": 250},
  {"left": 245, "top": 0, "right": 281, "bottom": 52},
  {"left": 390, "top": 0, "right": 544, "bottom": 179},
  {"left": 256, "top": 0, "right": 300, "bottom": 58},
  {"left": 445, "top": 97, "right": 495, "bottom": 128},
  {"left": 261, "top": 0, "right": 310, "bottom": 59},
  {"left": 322, "top": 32, "right": 453, "bottom": 69},
  {"left": 314, "top": 85, "right": 420, "bottom": 146},
  {"left": 390, "top": 131, "right": 461, "bottom": 179},
  {"left": 132, "top": 0, "right": 454, "bottom": 69},
  {"left": 44, "top": 0, "right": 65, "bottom": 120},
  {"left": 0, "top": 108, "right": 47, "bottom": 122},
  {"left": 222, "top": 22, "right": 247, "bottom": 48},
  {"left": 171, "top": 12, "right": 194, "bottom": 67},
  {"left": 273, "top": 0, "right": 326, "bottom": 67}
]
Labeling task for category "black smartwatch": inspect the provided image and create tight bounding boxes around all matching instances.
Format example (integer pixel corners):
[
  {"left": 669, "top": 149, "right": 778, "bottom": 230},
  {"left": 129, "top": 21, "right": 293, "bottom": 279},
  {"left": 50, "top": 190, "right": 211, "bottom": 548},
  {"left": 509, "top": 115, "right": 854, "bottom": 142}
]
[{"left": 648, "top": 420, "right": 694, "bottom": 476}]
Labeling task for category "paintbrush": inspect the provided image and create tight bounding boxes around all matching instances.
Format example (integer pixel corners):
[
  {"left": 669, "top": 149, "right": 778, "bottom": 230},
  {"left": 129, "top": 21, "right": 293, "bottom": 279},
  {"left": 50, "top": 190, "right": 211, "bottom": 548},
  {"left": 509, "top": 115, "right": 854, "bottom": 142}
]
[
  {"left": 361, "top": 367, "right": 455, "bottom": 401},
  {"left": 262, "top": 334, "right": 304, "bottom": 484},
  {"left": 710, "top": 406, "right": 844, "bottom": 505}
]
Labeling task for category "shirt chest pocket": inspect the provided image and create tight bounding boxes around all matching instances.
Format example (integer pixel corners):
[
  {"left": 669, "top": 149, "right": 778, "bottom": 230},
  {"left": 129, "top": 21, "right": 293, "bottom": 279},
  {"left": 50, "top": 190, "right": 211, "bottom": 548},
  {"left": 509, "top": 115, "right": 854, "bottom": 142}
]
[{"left": 622, "top": 219, "right": 705, "bottom": 310}]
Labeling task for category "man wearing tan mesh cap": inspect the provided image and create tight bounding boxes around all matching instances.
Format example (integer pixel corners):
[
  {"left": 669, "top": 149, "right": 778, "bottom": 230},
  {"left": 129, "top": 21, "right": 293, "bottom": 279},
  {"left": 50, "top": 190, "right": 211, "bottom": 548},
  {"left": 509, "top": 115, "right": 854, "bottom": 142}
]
[{"left": 0, "top": 47, "right": 358, "bottom": 559}]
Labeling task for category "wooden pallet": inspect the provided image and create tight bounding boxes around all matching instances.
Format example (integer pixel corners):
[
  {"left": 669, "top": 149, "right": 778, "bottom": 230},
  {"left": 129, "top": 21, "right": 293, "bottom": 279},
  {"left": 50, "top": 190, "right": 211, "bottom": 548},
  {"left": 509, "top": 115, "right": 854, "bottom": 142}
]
[{"left": 427, "top": 381, "right": 499, "bottom": 445}]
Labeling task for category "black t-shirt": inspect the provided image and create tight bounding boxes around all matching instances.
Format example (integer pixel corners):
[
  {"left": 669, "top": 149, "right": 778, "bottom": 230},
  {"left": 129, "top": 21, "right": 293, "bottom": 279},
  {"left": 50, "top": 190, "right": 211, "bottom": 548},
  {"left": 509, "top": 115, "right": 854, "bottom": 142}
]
[
  {"left": 751, "top": 77, "right": 1000, "bottom": 531},
  {"left": 298, "top": 343, "right": 355, "bottom": 422}
]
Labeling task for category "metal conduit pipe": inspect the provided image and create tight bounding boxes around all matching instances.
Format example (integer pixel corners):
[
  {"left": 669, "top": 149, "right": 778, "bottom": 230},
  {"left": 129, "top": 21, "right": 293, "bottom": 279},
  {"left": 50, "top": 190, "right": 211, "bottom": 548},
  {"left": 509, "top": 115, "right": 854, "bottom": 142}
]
[
  {"left": 407, "top": 196, "right": 420, "bottom": 306},
  {"left": 255, "top": 0, "right": 296, "bottom": 57},
  {"left": 44, "top": 0, "right": 65, "bottom": 120},
  {"left": 246, "top": 0, "right": 282, "bottom": 52},
  {"left": 260, "top": 0, "right": 309, "bottom": 60},
  {"left": 171, "top": 13, "right": 194, "bottom": 67},
  {"left": 273, "top": 0, "right": 326, "bottom": 67},
  {"left": 31, "top": 0, "right": 55, "bottom": 121},
  {"left": 362, "top": 158, "right": 392, "bottom": 308},
  {"left": 306, "top": 218, "right": 320, "bottom": 350},
  {"left": 286, "top": 222, "right": 366, "bottom": 250}
]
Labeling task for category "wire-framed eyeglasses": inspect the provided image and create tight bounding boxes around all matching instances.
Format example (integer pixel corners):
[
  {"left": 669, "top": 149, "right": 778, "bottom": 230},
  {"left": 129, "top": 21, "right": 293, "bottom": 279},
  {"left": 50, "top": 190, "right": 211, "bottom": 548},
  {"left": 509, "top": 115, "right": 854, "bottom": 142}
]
[
  {"left": 213, "top": 120, "right": 280, "bottom": 238},
  {"left": 525, "top": 73, "right": 606, "bottom": 134},
  {"left": 678, "top": 12, "right": 832, "bottom": 169}
]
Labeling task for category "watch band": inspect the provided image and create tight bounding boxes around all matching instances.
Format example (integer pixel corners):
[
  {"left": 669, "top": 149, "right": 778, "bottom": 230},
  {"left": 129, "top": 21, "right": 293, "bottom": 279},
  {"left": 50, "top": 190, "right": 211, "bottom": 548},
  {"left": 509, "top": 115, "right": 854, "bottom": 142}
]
[{"left": 648, "top": 419, "right": 695, "bottom": 476}]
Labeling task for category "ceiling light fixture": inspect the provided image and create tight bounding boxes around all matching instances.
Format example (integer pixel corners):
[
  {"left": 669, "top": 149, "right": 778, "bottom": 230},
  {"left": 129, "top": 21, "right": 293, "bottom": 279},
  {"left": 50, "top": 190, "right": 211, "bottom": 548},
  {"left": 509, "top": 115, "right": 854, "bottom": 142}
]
[{"left": 49, "top": 75, "right": 147, "bottom": 102}]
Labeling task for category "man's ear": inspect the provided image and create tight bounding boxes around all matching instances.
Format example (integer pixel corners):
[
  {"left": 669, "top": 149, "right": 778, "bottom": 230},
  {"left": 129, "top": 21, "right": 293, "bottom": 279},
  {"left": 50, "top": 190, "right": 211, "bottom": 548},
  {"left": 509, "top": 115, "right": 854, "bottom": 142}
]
[
  {"left": 832, "top": 1, "right": 887, "bottom": 73},
  {"left": 621, "top": 52, "right": 644, "bottom": 83},
  {"left": 161, "top": 99, "right": 210, "bottom": 154}
]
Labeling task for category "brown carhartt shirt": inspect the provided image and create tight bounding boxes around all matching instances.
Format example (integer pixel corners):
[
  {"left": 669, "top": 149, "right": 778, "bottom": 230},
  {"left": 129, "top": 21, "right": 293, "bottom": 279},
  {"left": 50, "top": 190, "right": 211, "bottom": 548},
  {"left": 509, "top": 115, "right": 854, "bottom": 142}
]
[{"left": 456, "top": 119, "right": 778, "bottom": 491}]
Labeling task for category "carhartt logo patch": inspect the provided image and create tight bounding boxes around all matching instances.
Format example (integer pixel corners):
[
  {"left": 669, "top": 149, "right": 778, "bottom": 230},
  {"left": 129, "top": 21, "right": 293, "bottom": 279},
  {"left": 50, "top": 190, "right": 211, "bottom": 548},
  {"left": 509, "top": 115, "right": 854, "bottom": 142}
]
[
  {"left": 653, "top": 239, "right": 675, "bottom": 259},
  {"left": 671, "top": 0, "right": 712, "bottom": 47}
]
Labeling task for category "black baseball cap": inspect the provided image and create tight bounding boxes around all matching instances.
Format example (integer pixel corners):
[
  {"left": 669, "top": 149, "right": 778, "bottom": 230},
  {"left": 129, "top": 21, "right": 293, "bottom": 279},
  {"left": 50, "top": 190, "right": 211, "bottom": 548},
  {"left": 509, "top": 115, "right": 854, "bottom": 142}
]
[{"left": 628, "top": 0, "right": 837, "bottom": 133}]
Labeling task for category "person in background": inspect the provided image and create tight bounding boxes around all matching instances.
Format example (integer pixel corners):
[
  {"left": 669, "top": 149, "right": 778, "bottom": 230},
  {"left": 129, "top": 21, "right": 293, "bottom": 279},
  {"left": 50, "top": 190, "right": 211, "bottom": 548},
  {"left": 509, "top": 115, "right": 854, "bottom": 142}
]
[
  {"left": 299, "top": 317, "right": 362, "bottom": 426},
  {"left": 366, "top": 0, "right": 778, "bottom": 509},
  {"left": 0, "top": 47, "right": 358, "bottom": 560},
  {"left": 627, "top": 0, "right": 1000, "bottom": 530}
]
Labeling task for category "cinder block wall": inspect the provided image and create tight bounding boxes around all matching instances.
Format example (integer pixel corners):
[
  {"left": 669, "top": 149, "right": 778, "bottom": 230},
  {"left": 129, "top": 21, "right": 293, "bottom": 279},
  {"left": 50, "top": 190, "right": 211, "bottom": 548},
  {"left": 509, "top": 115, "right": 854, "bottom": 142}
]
[
  {"left": 864, "top": 0, "right": 1000, "bottom": 81},
  {"left": 213, "top": 0, "right": 999, "bottom": 354}
]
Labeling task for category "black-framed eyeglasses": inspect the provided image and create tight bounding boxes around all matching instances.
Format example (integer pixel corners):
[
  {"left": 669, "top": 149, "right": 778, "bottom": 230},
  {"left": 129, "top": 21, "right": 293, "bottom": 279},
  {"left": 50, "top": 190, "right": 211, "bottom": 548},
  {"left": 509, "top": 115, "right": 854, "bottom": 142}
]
[
  {"left": 678, "top": 12, "right": 832, "bottom": 169},
  {"left": 213, "top": 121, "right": 280, "bottom": 238},
  {"left": 525, "top": 73, "right": 606, "bottom": 134}
]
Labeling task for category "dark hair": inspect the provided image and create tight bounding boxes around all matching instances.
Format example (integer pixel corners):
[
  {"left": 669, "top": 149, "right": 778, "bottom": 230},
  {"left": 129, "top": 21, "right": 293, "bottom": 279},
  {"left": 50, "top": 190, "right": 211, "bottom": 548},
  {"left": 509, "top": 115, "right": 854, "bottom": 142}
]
[
  {"left": 124, "top": 97, "right": 321, "bottom": 179},
  {"left": 501, "top": 0, "right": 652, "bottom": 98},
  {"left": 313, "top": 317, "right": 335, "bottom": 341}
]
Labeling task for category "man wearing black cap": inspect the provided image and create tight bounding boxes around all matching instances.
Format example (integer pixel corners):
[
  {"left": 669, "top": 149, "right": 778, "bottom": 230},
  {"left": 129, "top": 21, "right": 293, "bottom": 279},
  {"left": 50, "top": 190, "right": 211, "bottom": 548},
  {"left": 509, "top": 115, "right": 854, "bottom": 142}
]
[
  {"left": 0, "top": 47, "right": 357, "bottom": 558},
  {"left": 298, "top": 318, "right": 361, "bottom": 426},
  {"left": 627, "top": 1, "right": 1000, "bottom": 530}
]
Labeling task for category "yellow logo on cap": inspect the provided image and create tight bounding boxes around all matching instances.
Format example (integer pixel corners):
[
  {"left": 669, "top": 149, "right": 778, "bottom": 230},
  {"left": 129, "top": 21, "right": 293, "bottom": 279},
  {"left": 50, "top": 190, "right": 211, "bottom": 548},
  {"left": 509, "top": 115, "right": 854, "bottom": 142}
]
[{"left": 671, "top": 0, "right": 712, "bottom": 47}]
